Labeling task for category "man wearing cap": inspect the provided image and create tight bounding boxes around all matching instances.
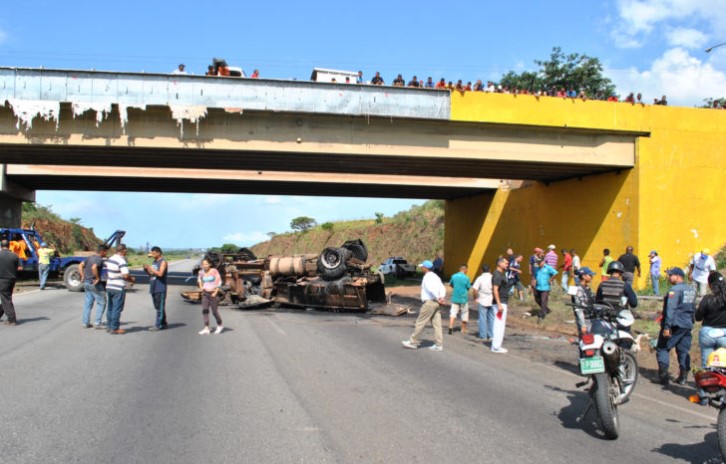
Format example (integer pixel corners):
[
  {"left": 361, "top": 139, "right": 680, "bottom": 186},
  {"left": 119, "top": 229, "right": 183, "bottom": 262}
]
[
  {"left": 648, "top": 250, "right": 662, "bottom": 296},
  {"left": 617, "top": 246, "right": 641, "bottom": 286},
  {"left": 571, "top": 267, "right": 596, "bottom": 337},
  {"left": 402, "top": 260, "right": 446, "bottom": 351},
  {"left": 37, "top": 242, "right": 55, "bottom": 290},
  {"left": 689, "top": 249, "right": 716, "bottom": 297},
  {"left": 655, "top": 267, "right": 696, "bottom": 386}
]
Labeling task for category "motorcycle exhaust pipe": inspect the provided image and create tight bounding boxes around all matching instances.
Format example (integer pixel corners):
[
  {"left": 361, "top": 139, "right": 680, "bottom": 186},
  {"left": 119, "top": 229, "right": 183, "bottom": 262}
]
[{"left": 602, "top": 341, "right": 621, "bottom": 372}]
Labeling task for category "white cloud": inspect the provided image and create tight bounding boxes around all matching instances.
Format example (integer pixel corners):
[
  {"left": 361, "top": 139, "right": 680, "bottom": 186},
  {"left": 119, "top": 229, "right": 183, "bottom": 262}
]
[
  {"left": 222, "top": 231, "right": 270, "bottom": 246},
  {"left": 666, "top": 27, "right": 708, "bottom": 49},
  {"left": 609, "top": 47, "right": 726, "bottom": 105},
  {"left": 264, "top": 196, "right": 282, "bottom": 204},
  {"left": 611, "top": 0, "right": 726, "bottom": 49}
]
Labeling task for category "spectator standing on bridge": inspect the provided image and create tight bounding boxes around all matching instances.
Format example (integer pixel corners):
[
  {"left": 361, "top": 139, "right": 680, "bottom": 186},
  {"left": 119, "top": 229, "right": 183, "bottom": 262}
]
[
  {"left": 473, "top": 264, "right": 494, "bottom": 340},
  {"left": 448, "top": 264, "right": 471, "bottom": 335},
  {"left": 0, "top": 239, "right": 22, "bottom": 326},
  {"left": 80, "top": 244, "right": 109, "bottom": 329},
  {"left": 402, "top": 260, "right": 446, "bottom": 351},
  {"left": 617, "top": 246, "right": 641, "bottom": 286},
  {"left": 172, "top": 64, "right": 187, "bottom": 75},
  {"left": 144, "top": 246, "right": 168, "bottom": 331},
  {"left": 356, "top": 71, "right": 363, "bottom": 84},
  {"left": 106, "top": 244, "right": 135, "bottom": 335},
  {"left": 491, "top": 257, "right": 511, "bottom": 353},
  {"left": 689, "top": 249, "right": 717, "bottom": 297},
  {"left": 425, "top": 77, "right": 434, "bottom": 89},
  {"left": 250, "top": 69, "right": 260, "bottom": 79},
  {"left": 198, "top": 258, "right": 224, "bottom": 335},
  {"left": 370, "top": 72, "right": 384, "bottom": 85},
  {"left": 392, "top": 74, "right": 405, "bottom": 87},
  {"left": 37, "top": 242, "right": 54, "bottom": 290}
]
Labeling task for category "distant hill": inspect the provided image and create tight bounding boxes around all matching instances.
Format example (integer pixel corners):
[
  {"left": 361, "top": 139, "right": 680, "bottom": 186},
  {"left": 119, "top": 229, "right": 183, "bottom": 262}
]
[
  {"left": 251, "top": 200, "right": 445, "bottom": 266},
  {"left": 21, "top": 203, "right": 102, "bottom": 254}
]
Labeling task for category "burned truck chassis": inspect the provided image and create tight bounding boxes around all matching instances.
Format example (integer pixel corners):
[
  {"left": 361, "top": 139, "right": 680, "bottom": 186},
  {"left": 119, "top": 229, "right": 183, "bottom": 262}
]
[{"left": 181, "top": 240, "right": 387, "bottom": 312}]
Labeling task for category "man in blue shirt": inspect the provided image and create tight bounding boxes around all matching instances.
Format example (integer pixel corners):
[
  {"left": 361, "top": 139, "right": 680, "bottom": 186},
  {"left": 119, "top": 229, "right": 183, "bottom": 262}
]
[
  {"left": 655, "top": 267, "right": 696, "bottom": 386},
  {"left": 448, "top": 264, "right": 471, "bottom": 335},
  {"left": 535, "top": 262, "right": 558, "bottom": 320},
  {"left": 144, "top": 246, "right": 169, "bottom": 331}
]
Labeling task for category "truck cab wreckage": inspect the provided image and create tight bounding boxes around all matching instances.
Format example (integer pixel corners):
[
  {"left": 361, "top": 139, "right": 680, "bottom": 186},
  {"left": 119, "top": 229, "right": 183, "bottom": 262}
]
[{"left": 181, "top": 240, "right": 400, "bottom": 313}]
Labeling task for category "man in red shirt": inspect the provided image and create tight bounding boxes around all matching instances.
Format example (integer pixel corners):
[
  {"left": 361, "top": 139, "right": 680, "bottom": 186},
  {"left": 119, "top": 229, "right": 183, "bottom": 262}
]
[{"left": 560, "top": 248, "right": 572, "bottom": 291}]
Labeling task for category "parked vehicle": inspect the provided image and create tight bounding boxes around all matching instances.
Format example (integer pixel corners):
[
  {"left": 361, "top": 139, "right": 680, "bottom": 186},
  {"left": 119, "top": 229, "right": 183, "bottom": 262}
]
[
  {"left": 692, "top": 348, "right": 726, "bottom": 460},
  {"left": 378, "top": 257, "right": 416, "bottom": 278},
  {"left": 571, "top": 301, "right": 639, "bottom": 439},
  {"left": 181, "top": 239, "right": 386, "bottom": 312},
  {"left": 0, "top": 227, "right": 125, "bottom": 291}
]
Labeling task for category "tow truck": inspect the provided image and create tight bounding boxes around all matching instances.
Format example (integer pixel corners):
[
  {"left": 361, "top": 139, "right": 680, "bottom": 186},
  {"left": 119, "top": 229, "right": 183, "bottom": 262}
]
[{"left": 0, "top": 228, "right": 125, "bottom": 291}]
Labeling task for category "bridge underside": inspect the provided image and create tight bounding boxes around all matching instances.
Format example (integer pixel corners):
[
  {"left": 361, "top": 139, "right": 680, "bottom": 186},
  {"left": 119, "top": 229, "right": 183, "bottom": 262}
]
[{"left": 0, "top": 104, "right": 637, "bottom": 199}]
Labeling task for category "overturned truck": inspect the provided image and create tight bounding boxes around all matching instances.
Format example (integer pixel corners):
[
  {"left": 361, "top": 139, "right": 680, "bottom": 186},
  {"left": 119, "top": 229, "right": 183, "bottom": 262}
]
[{"left": 181, "top": 240, "right": 387, "bottom": 312}]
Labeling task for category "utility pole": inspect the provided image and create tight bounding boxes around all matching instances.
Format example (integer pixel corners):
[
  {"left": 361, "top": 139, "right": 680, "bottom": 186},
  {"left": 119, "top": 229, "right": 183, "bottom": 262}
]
[{"left": 705, "top": 42, "right": 726, "bottom": 53}]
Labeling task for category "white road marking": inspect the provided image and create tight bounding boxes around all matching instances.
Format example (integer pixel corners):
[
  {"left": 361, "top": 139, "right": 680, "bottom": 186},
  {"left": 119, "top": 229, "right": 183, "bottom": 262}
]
[{"left": 267, "top": 318, "right": 287, "bottom": 336}]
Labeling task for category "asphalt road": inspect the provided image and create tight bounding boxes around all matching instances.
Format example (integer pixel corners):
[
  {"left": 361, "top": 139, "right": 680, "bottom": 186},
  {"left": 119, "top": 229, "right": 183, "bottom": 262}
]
[{"left": 0, "top": 259, "right": 722, "bottom": 463}]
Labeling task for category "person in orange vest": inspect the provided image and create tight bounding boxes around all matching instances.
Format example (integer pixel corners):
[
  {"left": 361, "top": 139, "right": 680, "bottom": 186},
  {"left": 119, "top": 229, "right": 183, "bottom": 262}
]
[{"left": 9, "top": 234, "right": 27, "bottom": 260}]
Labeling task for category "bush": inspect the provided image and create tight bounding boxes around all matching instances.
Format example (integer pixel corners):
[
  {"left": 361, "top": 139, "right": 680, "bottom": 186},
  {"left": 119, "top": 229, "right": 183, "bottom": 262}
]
[{"left": 321, "top": 222, "right": 334, "bottom": 232}]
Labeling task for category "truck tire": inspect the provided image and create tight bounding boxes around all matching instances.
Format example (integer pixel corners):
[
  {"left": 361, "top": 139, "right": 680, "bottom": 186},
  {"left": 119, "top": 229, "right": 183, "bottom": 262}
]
[
  {"left": 236, "top": 248, "right": 257, "bottom": 261},
  {"left": 317, "top": 247, "right": 351, "bottom": 281},
  {"left": 63, "top": 264, "right": 84, "bottom": 292},
  {"left": 341, "top": 239, "right": 368, "bottom": 262}
]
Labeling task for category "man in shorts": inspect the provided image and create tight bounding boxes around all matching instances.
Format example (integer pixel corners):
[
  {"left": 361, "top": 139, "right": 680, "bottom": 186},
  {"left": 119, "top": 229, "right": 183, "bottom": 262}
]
[{"left": 448, "top": 264, "right": 471, "bottom": 335}]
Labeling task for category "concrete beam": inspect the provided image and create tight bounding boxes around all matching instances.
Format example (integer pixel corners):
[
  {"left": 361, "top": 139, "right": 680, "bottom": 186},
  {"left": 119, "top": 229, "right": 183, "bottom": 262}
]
[{"left": 0, "top": 164, "right": 34, "bottom": 227}]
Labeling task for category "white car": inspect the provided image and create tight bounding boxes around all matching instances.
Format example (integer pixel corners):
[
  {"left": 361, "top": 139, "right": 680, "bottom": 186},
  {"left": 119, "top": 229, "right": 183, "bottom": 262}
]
[{"left": 379, "top": 257, "right": 416, "bottom": 277}]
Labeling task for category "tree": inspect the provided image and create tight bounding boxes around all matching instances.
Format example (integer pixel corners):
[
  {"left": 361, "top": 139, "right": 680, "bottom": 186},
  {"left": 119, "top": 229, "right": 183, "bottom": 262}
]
[
  {"left": 499, "top": 47, "right": 616, "bottom": 97},
  {"left": 321, "top": 222, "right": 334, "bottom": 232},
  {"left": 69, "top": 217, "right": 82, "bottom": 225},
  {"left": 220, "top": 243, "right": 238, "bottom": 253},
  {"left": 374, "top": 212, "right": 385, "bottom": 224},
  {"left": 266, "top": 232, "right": 277, "bottom": 238},
  {"left": 290, "top": 216, "right": 316, "bottom": 232}
]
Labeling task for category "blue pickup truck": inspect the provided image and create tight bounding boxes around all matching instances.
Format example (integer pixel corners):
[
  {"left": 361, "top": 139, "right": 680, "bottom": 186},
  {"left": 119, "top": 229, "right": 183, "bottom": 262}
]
[{"left": 0, "top": 228, "right": 125, "bottom": 291}]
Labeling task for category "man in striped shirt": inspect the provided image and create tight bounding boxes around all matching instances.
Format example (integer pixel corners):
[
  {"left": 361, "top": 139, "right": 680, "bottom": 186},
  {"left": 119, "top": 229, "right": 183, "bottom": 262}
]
[{"left": 106, "top": 244, "right": 136, "bottom": 335}]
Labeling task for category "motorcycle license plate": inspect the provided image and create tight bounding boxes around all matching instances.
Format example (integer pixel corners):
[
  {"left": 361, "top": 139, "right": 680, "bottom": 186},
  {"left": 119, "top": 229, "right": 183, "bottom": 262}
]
[{"left": 580, "top": 356, "right": 605, "bottom": 375}]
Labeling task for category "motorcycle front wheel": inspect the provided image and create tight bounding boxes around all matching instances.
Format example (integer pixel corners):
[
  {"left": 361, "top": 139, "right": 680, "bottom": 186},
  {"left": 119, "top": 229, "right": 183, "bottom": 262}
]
[
  {"left": 717, "top": 408, "right": 726, "bottom": 460},
  {"left": 593, "top": 373, "right": 620, "bottom": 439}
]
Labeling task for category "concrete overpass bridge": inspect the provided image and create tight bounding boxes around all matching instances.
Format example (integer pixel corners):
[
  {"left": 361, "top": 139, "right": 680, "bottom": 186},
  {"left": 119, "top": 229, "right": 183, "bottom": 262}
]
[{"left": 1, "top": 67, "right": 724, "bottom": 286}]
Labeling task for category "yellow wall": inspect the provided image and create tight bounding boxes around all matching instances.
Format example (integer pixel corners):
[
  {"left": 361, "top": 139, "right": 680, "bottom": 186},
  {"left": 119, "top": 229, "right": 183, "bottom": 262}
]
[{"left": 447, "top": 92, "right": 726, "bottom": 287}]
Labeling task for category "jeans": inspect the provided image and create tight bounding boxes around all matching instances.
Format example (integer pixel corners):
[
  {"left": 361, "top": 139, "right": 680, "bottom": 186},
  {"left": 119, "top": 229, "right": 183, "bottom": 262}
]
[
  {"left": 152, "top": 292, "right": 167, "bottom": 328},
  {"left": 38, "top": 264, "right": 50, "bottom": 289},
  {"left": 106, "top": 288, "right": 126, "bottom": 331},
  {"left": 561, "top": 271, "right": 570, "bottom": 291},
  {"left": 699, "top": 326, "right": 726, "bottom": 367},
  {"left": 83, "top": 282, "right": 107, "bottom": 325},
  {"left": 651, "top": 274, "right": 660, "bottom": 296},
  {"left": 477, "top": 303, "right": 496, "bottom": 339}
]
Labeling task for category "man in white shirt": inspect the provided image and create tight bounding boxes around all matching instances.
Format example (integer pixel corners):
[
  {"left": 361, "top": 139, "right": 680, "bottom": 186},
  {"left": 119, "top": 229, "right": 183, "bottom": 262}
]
[
  {"left": 689, "top": 248, "right": 717, "bottom": 297},
  {"left": 106, "top": 244, "right": 136, "bottom": 334},
  {"left": 472, "top": 264, "right": 494, "bottom": 340},
  {"left": 402, "top": 260, "right": 446, "bottom": 352},
  {"left": 172, "top": 64, "right": 187, "bottom": 75}
]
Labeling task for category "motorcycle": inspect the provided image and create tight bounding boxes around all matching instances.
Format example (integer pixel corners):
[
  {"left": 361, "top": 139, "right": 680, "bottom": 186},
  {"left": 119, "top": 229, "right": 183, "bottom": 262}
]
[
  {"left": 691, "top": 347, "right": 726, "bottom": 460},
  {"left": 570, "top": 301, "right": 639, "bottom": 439}
]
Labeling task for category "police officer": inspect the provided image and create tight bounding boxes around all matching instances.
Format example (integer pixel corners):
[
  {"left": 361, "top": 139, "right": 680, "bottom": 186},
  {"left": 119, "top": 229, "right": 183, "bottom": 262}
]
[
  {"left": 655, "top": 267, "right": 696, "bottom": 386},
  {"left": 595, "top": 261, "right": 638, "bottom": 309}
]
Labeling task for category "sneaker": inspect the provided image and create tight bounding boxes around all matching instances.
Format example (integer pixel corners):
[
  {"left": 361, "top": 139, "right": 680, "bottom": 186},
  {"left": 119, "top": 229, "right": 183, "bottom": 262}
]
[
  {"left": 3, "top": 320, "right": 17, "bottom": 326},
  {"left": 491, "top": 347, "right": 508, "bottom": 354},
  {"left": 429, "top": 344, "right": 443, "bottom": 352},
  {"left": 148, "top": 326, "right": 161, "bottom": 332},
  {"left": 448, "top": 327, "right": 453, "bottom": 335},
  {"left": 401, "top": 340, "right": 418, "bottom": 350},
  {"left": 199, "top": 327, "right": 211, "bottom": 335},
  {"left": 94, "top": 324, "right": 106, "bottom": 330},
  {"left": 214, "top": 326, "right": 224, "bottom": 334},
  {"left": 83, "top": 323, "right": 93, "bottom": 329}
]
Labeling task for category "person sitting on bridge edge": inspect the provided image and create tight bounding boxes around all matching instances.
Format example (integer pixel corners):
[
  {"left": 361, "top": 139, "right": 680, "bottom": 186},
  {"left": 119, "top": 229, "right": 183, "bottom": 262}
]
[
  {"left": 80, "top": 244, "right": 109, "bottom": 329},
  {"left": 144, "top": 246, "right": 168, "bottom": 331},
  {"left": 448, "top": 264, "right": 471, "bottom": 335},
  {"left": 37, "top": 242, "right": 55, "bottom": 290},
  {"left": 402, "top": 260, "right": 446, "bottom": 351},
  {"left": 0, "top": 239, "right": 22, "bottom": 326}
]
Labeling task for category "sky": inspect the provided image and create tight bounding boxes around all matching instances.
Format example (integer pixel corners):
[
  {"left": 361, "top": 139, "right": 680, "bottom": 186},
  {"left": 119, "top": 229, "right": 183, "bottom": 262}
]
[{"left": 2, "top": 0, "right": 725, "bottom": 248}]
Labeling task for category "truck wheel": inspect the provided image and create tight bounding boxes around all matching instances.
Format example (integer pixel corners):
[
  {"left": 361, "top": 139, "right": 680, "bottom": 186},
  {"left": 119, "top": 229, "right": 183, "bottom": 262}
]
[
  {"left": 63, "top": 264, "right": 84, "bottom": 292},
  {"left": 317, "top": 247, "right": 351, "bottom": 281},
  {"left": 341, "top": 240, "right": 368, "bottom": 262}
]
